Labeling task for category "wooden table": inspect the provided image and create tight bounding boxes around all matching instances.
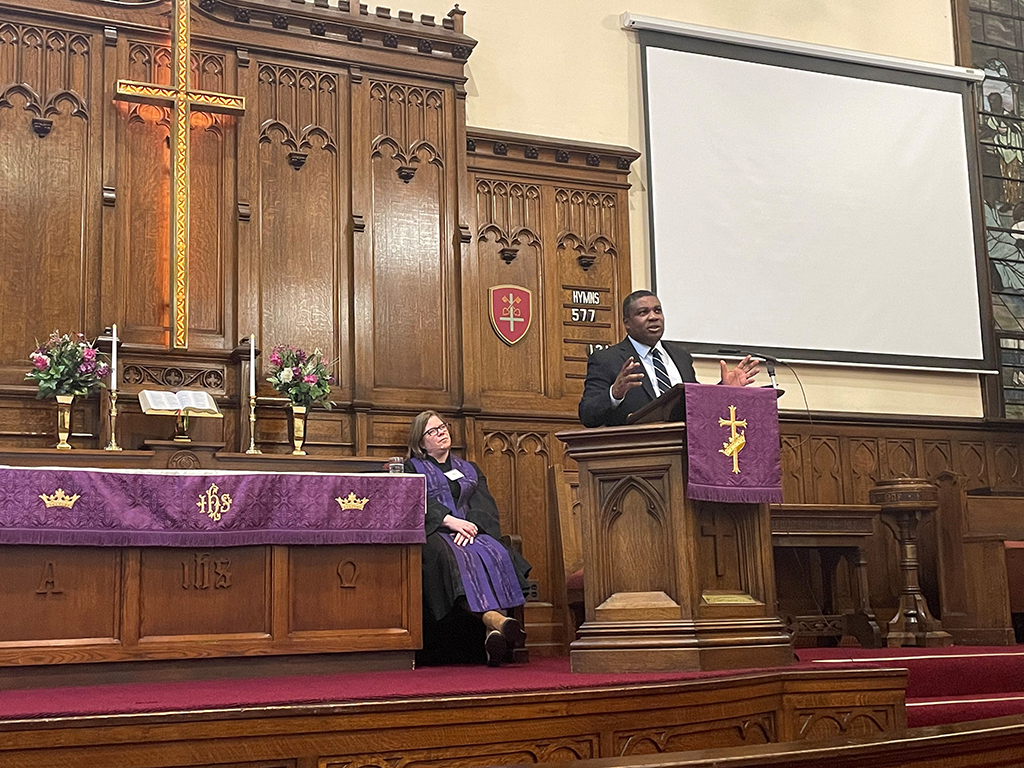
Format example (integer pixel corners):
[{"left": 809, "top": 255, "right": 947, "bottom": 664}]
[{"left": 0, "top": 444, "right": 421, "bottom": 687}]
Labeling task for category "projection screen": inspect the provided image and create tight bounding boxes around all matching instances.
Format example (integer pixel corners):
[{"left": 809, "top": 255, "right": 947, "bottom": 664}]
[{"left": 634, "top": 17, "right": 994, "bottom": 371}]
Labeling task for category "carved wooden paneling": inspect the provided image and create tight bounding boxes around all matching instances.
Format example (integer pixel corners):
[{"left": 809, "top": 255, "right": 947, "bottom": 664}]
[
  {"left": 922, "top": 439, "right": 953, "bottom": 479},
  {"left": 477, "top": 427, "right": 555, "bottom": 601},
  {"left": 810, "top": 437, "right": 843, "bottom": 504},
  {"left": 615, "top": 714, "right": 775, "bottom": 755},
  {"left": 795, "top": 707, "right": 890, "bottom": 740},
  {"left": 366, "top": 79, "right": 452, "bottom": 397},
  {"left": 0, "top": 20, "right": 97, "bottom": 383},
  {"left": 117, "top": 44, "right": 233, "bottom": 348},
  {"left": 467, "top": 133, "right": 636, "bottom": 416},
  {"left": 476, "top": 179, "right": 544, "bottom": 396},
  {"left": 993, "top": 442, "right": 1023, "bottom": 487},
  {"left": 959, "top": 441, "right": 988, "bottom": 489},
  {"left": 848, "top": 437, "right": 880, "bottom": 504},
  {"left": 884, "top": 438, "right": 917, "bottom": 478},
  {"left": 255, "top": 62, "right": 343, "bottom": 387},
  {"left": 324, "top": 737, "right": 595, "bottom": 767},
  {"left": 555, "top": 187, "right": 623, "bottom": 394},
  {"left": 780, "top": 434, "right": 806, "bottom": 503}
]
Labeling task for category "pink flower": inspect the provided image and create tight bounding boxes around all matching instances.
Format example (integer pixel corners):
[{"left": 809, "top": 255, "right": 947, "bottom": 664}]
[
  {"left": 32, "top": 354, "right": 49, "bottom": 370},
  {"left": 82, "top": 347, "right": 96, "bottom": 362},
  {"left": 269, "top": 352, "right": 281, "bottom": 367},
  {"left": 303, "top": 373, "right": 317, "bottom": 384}
]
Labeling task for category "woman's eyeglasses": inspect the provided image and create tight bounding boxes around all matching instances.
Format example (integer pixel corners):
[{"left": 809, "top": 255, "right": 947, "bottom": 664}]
[{"left": 424, "top": 423, "right": 449, "bottom": 438}]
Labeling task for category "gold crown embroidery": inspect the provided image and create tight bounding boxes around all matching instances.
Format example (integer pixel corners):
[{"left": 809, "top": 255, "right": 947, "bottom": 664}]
[
  {"left": 336, "top": 492, "right": 370, "bottom": 511},
  {"left": 39, "top": 488, "right": 80, "bottom": 509}
]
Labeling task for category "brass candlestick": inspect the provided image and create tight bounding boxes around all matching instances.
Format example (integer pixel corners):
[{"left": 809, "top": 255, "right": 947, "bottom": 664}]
[
  {"left": 245, "top": 394, "right": 262, "bottom": 454},
  {"left": 104, "top": 389, "right": 123, "bottom": 451}
]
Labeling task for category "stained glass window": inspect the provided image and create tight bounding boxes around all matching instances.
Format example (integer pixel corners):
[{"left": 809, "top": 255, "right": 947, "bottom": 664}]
[{"left": 970, "top": 0, "right": 1024, "bottom": 416}]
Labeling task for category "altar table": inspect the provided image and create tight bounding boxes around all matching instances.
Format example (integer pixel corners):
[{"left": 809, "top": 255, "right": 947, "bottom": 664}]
[{"left": 0, "top": 460, "right": 425, "bottom": 682}]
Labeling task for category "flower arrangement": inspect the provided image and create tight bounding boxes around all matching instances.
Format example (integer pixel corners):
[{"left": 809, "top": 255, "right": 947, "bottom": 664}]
[
  {"left": 26, "top": 330, "right": 110, "bottom": 399},
  {"left": 267, "top": 344, "right": 334, "bottom": 409}
]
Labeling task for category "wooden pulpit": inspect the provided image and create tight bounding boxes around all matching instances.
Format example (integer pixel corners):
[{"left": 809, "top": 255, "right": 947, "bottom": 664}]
[{"left": 558, "top": 419, "right": 793, "bottom": 673}]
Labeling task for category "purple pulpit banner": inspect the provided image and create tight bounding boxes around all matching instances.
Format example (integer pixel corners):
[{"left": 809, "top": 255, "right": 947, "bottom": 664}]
[
  {"left": 0, "top": 466, "right": 426, "bottom": 547},
  {"left": 684, "top": 383, "right": 783, "bottom": 504}
]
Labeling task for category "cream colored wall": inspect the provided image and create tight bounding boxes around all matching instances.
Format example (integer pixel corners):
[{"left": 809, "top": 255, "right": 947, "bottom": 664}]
[{"left": 439, "top": 0, "right": 987, "bottom": 417}]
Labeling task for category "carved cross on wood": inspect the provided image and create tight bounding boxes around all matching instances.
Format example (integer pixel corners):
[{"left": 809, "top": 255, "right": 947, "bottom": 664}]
[
  {"left": 701, "top": 511, "right": 736, "bottom": 578},
  {"left": 113, "top": 0, "right": 245, "bottom": 349}
]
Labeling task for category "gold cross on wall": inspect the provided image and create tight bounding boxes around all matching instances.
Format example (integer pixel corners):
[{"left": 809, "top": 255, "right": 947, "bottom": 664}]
[{"left": 114, "top": 0, "right": 245, "bottom": 349}]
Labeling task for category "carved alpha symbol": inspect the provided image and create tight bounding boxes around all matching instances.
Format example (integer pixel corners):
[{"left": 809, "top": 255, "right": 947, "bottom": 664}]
[{"left": 35, "top": 561, "right": 63, "bottom": 595}]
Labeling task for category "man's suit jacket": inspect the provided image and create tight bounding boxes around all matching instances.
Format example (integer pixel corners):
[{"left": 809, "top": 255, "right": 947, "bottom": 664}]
[{"left": 578, "top": 338, "right": 697, "bottom": 427}]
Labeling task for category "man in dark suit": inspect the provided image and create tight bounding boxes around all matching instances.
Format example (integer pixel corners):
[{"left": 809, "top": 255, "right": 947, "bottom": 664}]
[{"left": 578, "top": 290, "right": 760, "bottom": 427}]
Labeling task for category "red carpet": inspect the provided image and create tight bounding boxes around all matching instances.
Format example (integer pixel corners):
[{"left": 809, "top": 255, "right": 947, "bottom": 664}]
[
  {"left": 797, "top": 646, "right": 1024, "bottom": 728},
  {"left": 0, "top": 657, "right": 817, "bottom": 720},
  {"left": 3, "top": 647, "right": 1019, "bottom": 725}
]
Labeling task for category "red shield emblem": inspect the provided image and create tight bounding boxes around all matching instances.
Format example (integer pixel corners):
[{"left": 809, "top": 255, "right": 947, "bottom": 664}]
[{"left": 489, "top": 285, "right": 532, "bottom": 346}]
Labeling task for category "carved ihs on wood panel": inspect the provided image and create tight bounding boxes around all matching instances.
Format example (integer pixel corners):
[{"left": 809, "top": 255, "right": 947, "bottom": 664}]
[
  {"left": 0, "top": 22, "right": 90, "bottom": 122},
  {"left": 258, "top": 65, "right": 338, "bottom": 157},
  {"left": 555, "top": 188, "right": 617, "bottom": 272},
  {"left": 476, "top": 180, "right": 541, "bottom": 254},
  {"left": 370, "top": 81, "right": 444, "bottom": 180}
]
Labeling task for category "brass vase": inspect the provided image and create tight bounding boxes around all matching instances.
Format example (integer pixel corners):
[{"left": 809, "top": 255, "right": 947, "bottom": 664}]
[
  {"left": 288, "top": 403, "right": 308, "bottom": 456},
  {"left": 55, "top": 394, "right": 74, "bottom": 450}
]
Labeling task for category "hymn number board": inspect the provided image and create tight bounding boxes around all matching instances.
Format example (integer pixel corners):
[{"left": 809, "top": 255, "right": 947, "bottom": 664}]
[{"left": 563, "top": 287, "right": 616, "bottom": 386}]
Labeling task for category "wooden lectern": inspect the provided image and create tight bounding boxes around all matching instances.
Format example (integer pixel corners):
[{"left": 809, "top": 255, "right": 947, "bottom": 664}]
[{"left": 558, "top": 386, "right": 792, "bottom": 673}]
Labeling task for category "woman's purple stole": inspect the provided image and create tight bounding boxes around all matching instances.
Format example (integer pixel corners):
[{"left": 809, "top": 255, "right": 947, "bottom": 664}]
[{"left": 411, "top": 456, "right": 524, "bottom": 613}]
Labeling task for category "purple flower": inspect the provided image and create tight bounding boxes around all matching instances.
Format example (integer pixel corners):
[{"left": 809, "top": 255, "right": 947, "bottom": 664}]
[
  {"left": 78, "top": 361, "right": 95, "bottom": 374},
  {"left": 303, "top": 373, "right": 317, "bottom": 384},
  {"left": 296, "top": 349, "right": 307, "bottom": 363},
  {"left": 96, "top": 363, "right": 110, "bottom": 378},
  {"left": 82, "top": 347, "right": 96, "bottom": 362},
  {"left": 292, "top": 366, "right": 302, "bottom": 378}
]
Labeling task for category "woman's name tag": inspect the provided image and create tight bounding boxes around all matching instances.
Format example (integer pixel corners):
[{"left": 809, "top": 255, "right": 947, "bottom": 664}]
[{"left": 444, "top": 468, "right": 465, "bottom": 481}]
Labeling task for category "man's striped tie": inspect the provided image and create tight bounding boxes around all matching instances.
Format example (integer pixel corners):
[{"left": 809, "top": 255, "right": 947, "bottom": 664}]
[{"left": 651, "top": 347, "right": 673, "bottom": 395}]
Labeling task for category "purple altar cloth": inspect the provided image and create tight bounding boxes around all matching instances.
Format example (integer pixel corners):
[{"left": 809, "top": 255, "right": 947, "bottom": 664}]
[
  {"left": 684, "top": 383, "right": 783, "bottom": 504},
  {"left": 0, "top": 466, "right": 425, "bottom": 547}
]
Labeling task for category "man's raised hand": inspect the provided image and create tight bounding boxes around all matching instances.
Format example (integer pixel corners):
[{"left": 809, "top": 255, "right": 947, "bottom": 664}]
[
  {"left": 611, "top": 356, "right": 645, "bottom": 400},
  {"left": 720, "top": 355, "right": 760, "bottom": 387}
]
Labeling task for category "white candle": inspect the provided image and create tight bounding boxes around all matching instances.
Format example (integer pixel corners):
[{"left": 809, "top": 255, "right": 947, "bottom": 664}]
[
  {"left": 110, "top": 324, "right": 118, "bottom": 392},
  {"left": 249, "top": 333, "right": 256, "bottom": 396}
]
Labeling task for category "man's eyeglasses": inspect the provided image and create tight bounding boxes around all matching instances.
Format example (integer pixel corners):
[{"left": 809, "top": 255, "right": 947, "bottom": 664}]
[{"left": 424, "top": 423, "right": 449, "bottom": 438}]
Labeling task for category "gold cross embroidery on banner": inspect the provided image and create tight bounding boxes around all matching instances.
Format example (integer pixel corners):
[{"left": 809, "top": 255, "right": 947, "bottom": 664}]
[
  {"left": 114, "top": 0, "right": 245, "bottom": 349},
  {"left": 718, "top": 405, "right": 747, "bottom": 474}
]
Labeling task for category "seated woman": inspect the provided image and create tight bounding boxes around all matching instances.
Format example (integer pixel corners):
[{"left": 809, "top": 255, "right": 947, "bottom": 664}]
[{"left": 406, "top": 410, "right": 531, "bottom": 666}]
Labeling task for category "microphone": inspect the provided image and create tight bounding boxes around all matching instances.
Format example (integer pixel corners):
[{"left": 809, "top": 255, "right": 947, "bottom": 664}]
[{"left": 717, "top": 348, "right": 781, "bottom": 390}]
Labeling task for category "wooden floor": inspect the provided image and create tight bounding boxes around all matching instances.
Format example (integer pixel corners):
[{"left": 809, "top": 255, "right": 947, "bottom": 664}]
[{"left": 0, "top": 665, "right": 906, "bottom": 768}]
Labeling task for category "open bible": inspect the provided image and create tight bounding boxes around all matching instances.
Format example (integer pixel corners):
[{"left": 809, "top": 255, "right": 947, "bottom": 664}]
[{"left": 138, "top": 390, "right": 222, "bottom": 417}]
